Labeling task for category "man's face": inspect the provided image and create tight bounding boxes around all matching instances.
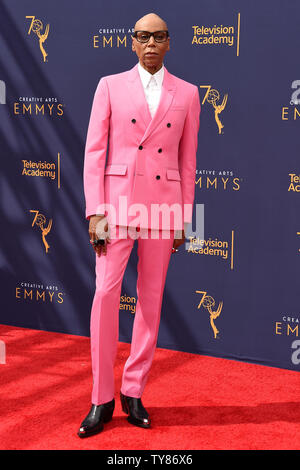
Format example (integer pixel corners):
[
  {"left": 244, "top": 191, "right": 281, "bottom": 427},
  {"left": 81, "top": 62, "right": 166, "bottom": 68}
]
[{"left": 132, "top": 19, "right": 170, "bottom": 73}]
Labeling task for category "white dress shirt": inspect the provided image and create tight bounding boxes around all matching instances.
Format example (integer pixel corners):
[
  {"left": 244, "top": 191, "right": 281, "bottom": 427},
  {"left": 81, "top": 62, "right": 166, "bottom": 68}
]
[{"left": 138, "top": 62, "right": 164, "bottom": 118}]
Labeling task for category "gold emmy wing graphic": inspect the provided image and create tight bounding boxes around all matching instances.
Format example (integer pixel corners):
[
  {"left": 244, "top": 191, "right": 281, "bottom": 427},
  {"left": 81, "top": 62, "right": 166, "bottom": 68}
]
[
  {"left": 196, "top": 290, "right": 223, "bottom": 339},
  {"left": 30, "top": 210, "right": 52, "bottom": 253},
  {"left": 26, "top": 16, "right": 49, "bottom": 62},
  {"left": 200, "top": 86, "right": 228, "bottom": 134}
]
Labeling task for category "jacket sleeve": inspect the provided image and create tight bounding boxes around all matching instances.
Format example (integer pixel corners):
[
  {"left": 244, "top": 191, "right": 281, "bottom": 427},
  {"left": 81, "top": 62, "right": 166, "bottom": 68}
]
[
  {"left": 83, "top": 77, "right": 111, "bottom": 220},
  {"left": 178, "top": 85, "right": 201, "bottom": 225}
]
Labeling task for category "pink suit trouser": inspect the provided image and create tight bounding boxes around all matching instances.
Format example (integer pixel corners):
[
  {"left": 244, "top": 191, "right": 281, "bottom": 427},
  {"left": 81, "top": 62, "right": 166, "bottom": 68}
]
[{"left": 90, "top": 224, "right": 175, "bottom": 405}]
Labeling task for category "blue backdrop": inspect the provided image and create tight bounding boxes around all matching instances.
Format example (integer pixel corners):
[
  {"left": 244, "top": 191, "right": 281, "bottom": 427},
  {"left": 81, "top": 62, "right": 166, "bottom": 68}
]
[{"left": 1, "top": 0, "right": 300, "bottom": 371}]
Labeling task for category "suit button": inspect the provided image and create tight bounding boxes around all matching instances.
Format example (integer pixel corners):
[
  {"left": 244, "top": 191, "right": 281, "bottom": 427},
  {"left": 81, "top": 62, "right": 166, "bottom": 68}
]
[
  {"left": 138, "top": 145, "right": 143, "bottom": 150},
  {"left": 167, "top": 123, "right": 171, "bottom": 127},
  {"left": 156, "top": 175, "right": 160, "bottom": 180},
  {"left": 158, "top": 148, "right": 162, "bottom": 153},
  {"left": 131, "top": 118, "right": 136, "bottom": 123}
]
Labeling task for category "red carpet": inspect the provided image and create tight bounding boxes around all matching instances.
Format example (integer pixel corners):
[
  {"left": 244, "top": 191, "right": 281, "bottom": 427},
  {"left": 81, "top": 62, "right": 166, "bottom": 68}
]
[{"left": 0, "top": 324, "right": 299, "bottom": 450}]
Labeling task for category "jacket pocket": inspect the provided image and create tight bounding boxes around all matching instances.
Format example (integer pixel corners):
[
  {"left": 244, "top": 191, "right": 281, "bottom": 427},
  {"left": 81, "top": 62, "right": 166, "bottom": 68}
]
[
  {"left": 166, "top": 169, "right": 181, "bottom": 181},
  {"left": 104, "top": 164, "right": 128, "bottom": 175}
]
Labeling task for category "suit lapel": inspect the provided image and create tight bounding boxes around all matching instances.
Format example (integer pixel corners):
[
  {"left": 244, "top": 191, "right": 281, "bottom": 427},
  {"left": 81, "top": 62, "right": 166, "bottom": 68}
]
[{"left": 126, "top": 63, "right": 176, "bottom": 144}]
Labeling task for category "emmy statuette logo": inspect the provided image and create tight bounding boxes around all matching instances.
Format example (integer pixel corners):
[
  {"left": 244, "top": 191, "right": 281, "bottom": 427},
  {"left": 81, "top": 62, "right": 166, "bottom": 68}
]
[
  {"left": 297, "top": 232, "right": 300, "bottom": 252},
  {"left": 200, "top": 86, "right": 228, "bottom": 134},
  {"left": 196, "top": 290, "right": 223, "bottom": 339},
  {"left": 30, "top": 210, "right": 52, "bottom": 253},
  {"left": 26, "top": 16, "right": 50, "bottom": 62}
]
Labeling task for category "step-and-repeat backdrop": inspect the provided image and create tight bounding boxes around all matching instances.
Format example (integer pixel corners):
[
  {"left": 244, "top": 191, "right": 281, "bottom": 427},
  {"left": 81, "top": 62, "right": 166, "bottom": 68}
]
[{"left": 1, "top": 0, "right": 299, "bottom": 371}]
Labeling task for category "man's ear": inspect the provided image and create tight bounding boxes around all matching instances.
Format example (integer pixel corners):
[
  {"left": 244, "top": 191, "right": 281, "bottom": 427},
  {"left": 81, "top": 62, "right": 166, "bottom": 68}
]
[{"left": 131, "top": 36, "right": 135, "bottom": 52}]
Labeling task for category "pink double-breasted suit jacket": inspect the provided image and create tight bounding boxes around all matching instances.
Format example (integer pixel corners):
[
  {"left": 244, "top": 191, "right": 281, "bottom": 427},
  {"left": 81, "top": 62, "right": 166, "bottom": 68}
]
[{"left": 83, "top": 63, "right": 200, "bottom": 231}]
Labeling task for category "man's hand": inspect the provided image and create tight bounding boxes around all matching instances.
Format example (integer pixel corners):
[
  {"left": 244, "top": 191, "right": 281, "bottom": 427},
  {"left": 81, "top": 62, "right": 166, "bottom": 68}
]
[
  {"left": 173, "top": 229, "right": 186, "bottom": 252},
  {"left": 89, "top": 215, "right": 111, "bottom": 257}
]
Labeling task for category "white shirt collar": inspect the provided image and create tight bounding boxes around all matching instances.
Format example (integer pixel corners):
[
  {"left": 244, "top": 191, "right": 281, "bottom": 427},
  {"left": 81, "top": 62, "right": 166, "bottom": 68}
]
[{"left": 138, "top": 62, "right": 164, "bottom": 89}]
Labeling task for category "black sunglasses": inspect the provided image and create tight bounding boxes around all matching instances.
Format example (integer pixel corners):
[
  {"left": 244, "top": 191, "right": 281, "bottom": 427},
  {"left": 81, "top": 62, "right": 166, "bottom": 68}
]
[{"left": 133, "top": 30, "right": 169, "bottom": 43}]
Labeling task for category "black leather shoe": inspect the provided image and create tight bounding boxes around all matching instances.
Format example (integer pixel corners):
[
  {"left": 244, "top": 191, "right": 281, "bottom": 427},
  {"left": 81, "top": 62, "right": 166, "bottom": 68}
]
[
  {"left": 120, "top": 391, "right": 151, "bottom": 428},
  {"left": 77, "top": 398, "right": 115, "bottom": 438}
]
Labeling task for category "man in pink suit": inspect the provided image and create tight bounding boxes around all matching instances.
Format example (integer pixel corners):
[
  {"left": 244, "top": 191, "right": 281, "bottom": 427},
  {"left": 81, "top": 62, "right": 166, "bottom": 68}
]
[{"left": 78, "top": 12, "right": 200, "bottom": 438}]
